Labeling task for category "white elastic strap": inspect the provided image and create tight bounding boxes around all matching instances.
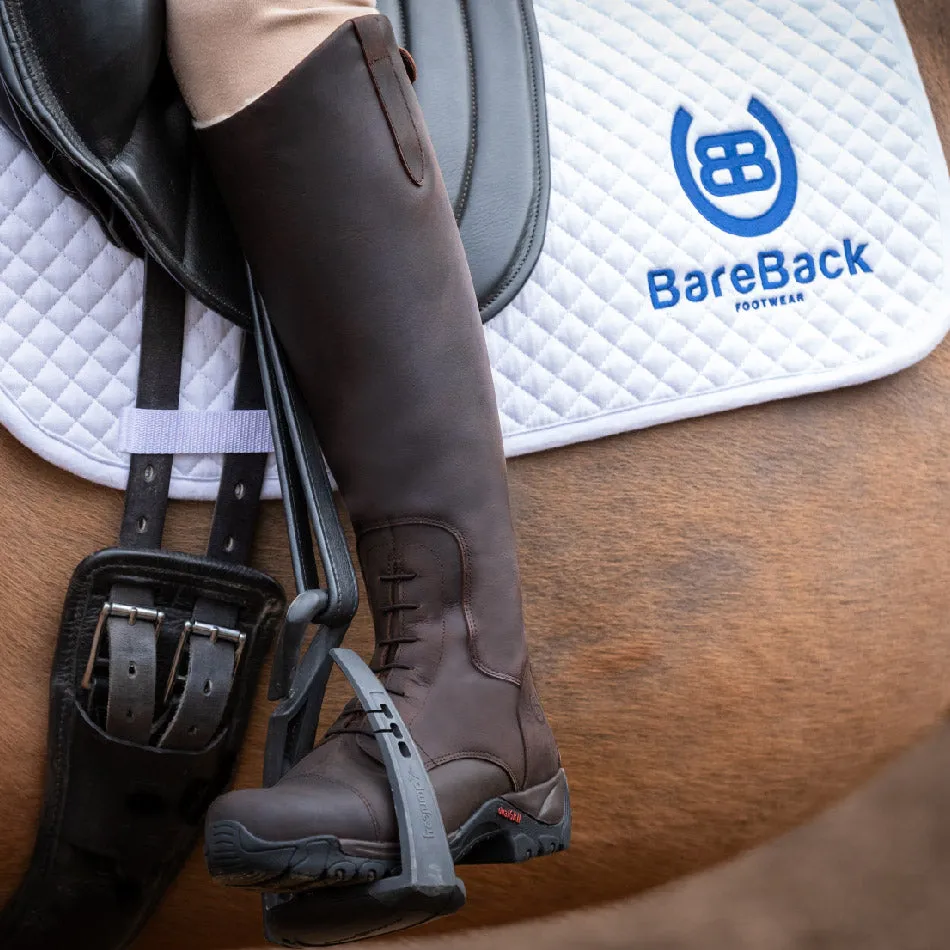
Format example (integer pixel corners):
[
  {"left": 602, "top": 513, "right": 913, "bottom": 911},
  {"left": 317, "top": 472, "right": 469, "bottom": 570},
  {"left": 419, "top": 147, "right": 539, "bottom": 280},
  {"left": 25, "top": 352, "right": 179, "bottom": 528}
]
[{"left": 118, "top": 408, "right": 274, "bottom": 455}]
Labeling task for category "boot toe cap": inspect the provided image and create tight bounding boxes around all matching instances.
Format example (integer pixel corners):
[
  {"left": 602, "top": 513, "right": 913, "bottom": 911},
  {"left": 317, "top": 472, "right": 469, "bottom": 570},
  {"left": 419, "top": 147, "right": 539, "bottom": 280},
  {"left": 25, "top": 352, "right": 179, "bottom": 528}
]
[{"left": 206, "top": 776, "right": 389, "bottom": 845}]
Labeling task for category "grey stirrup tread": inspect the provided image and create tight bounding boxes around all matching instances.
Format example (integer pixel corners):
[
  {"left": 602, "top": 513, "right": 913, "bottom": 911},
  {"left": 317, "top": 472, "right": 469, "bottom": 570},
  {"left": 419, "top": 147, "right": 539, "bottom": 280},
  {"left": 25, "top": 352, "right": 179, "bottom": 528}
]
[{"left": 0, "top": 0, "right": 548, "bottom": 325}]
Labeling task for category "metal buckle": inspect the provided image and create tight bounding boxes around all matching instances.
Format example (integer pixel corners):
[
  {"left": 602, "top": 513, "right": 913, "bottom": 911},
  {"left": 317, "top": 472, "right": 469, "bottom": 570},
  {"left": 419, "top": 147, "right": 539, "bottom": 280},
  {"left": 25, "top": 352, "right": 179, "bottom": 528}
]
[
  {"left": 81, "top": 602, "right": 165, "bottom": 691},
  {"left": 164, "top": 619, "right": 247, "bottom": 703}
]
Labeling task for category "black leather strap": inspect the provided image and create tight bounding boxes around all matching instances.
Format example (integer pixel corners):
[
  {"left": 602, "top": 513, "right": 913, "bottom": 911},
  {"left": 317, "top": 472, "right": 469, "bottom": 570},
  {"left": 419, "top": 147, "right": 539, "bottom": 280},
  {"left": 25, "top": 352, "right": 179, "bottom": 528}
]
[
  {"left": 250, "top": 280, "right": 360, "bottom": 793},
  {"left": 158, "top": 597, "right": 243, "bottom": 750},
  {"left": 119, "top": 256, "right": 185, "bottom": 550},
  {"left": 102, "top": 583, "right": 159, "bottom": 742},
  {"left": 157, "top": 335, "right": 271, "bottom": 751},
  {"left": 106, "top": 262, "right": 272, "bottom": 748},
  {"left": 207, "top": 334, "right": 269, "bottom": 565},
  {"left": 251, "top": 278, "right": 357, "bottom": 623},
  {"left": 106, "top": 257, "right": 185, "bottom": 742}
]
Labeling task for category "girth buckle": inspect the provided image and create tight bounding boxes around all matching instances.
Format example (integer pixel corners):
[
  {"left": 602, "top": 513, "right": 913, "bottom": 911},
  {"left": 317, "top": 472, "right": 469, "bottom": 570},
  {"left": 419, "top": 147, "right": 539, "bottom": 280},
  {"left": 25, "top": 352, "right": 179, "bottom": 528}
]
[
  {"left": 164, "top": 619, "right": 247, "bottom": 703},
  {"left": 80, "top": 602, "right": 165, "bottom": 691}
]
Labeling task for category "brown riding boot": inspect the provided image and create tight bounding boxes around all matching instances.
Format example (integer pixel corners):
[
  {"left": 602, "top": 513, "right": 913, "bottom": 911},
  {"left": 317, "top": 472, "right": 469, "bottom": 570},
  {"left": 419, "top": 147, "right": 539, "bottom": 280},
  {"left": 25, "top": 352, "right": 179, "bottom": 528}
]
[{"left": 200, "top": 13, "right": 569, "bottom": 889}]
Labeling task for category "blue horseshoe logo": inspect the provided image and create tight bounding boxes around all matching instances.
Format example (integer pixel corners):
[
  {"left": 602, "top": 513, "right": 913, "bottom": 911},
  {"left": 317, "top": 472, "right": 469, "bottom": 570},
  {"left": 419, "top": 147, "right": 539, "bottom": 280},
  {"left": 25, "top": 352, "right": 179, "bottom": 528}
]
[{"left": 671, "top": 97, "right": 798, "bottom": 238}]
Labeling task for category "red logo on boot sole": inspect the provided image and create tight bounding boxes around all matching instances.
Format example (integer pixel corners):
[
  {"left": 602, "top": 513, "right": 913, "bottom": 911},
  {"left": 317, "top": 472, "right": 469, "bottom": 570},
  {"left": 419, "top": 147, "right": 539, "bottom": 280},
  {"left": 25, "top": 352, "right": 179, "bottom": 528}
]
[{"left": 497, "top": 806, "right": 523, "bottom": 824}]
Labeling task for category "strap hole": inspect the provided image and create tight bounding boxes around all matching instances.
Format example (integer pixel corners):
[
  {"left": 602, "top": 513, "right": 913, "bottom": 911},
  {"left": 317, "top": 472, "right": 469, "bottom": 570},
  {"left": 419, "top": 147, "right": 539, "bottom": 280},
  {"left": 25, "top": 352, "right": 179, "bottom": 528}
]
[
  {"left": 128, "top": 662, "right": 136, "bottom": 677},
  {"left": 137, "top": 516, "right": 148, "bottom": 533},
  {"left": 380, "top": 703, "right": 393, "bottom": 719},
  {"left": 143, "top": 464, "right": 155, "bottom": 483},
  {"left": 233, "top": 481, "right": 245, "bottom": 500},
  {"left": 224, "top": 536, "right": 236, "bottom": 553},
  {"left": 203, "top": 679, "right": 212, "bottom": 695},
  {"left": 398, "top": 741, "right": 411, "bottom": 759},
  {"left": 391, "top": 723, "right": 402, "bottom": 738},
  {"left": 188, "top": 725, "right": 198, "bottom": 736}
]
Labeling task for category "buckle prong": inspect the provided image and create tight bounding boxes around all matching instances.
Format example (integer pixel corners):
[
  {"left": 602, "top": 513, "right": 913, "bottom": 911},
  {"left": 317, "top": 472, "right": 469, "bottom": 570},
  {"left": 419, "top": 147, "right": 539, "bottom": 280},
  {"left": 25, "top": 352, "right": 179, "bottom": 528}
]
[{"left": 81, "top": 602, "right": 165, "bottom": 691}]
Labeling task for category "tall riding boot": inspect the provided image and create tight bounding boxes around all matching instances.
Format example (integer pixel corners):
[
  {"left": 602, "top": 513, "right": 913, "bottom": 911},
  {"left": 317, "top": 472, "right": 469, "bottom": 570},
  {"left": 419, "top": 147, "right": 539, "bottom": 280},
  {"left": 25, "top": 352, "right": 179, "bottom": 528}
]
[{"left": 200, "top": 13, "right": 569, "bottom": 889}]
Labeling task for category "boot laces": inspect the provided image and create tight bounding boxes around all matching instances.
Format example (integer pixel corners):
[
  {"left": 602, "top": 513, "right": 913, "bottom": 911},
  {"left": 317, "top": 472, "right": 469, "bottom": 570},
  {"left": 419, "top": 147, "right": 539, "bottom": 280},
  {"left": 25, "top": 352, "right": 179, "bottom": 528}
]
[{"left": 325, "top": 569, "right": 421, "bottom": 739}]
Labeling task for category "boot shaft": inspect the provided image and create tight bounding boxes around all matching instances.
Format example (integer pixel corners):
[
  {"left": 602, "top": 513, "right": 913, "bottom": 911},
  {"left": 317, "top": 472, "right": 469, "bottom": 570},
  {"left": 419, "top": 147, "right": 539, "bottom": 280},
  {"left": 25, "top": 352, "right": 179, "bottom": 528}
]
[{"left": 200, "top": 15, "right": 526, "bottom": 682}]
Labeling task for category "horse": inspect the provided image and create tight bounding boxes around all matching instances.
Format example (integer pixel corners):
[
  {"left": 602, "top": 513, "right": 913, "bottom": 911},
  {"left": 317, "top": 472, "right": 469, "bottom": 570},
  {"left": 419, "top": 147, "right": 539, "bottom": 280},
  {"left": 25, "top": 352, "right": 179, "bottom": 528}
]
[{"left": 0, "top": 0, "right": 949, "bottom": 947}]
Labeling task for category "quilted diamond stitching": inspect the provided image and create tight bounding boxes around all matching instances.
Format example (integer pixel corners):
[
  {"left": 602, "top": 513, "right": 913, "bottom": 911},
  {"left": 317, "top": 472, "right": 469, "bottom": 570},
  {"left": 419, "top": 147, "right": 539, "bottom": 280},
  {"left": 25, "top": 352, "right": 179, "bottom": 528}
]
[
  {"left": 0, "top": 0, "right": 943, "bottom": 499},
  {"left": 488, "top": 0, "right": 946, "bottom": 443}
]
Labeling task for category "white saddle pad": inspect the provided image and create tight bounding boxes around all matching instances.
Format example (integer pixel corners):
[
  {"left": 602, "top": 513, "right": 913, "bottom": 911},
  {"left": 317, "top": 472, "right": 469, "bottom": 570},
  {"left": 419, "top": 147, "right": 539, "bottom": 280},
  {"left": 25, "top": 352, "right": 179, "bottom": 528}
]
[{"left": 0, "top": 0, "right": 947, "bottom": 500}]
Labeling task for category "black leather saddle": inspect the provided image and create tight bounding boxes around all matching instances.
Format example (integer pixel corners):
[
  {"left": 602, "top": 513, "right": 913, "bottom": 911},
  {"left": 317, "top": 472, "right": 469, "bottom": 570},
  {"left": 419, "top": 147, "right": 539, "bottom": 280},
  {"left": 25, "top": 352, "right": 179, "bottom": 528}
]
[{"left": 0, "top": 0, "right": 549, "bottom": 326}]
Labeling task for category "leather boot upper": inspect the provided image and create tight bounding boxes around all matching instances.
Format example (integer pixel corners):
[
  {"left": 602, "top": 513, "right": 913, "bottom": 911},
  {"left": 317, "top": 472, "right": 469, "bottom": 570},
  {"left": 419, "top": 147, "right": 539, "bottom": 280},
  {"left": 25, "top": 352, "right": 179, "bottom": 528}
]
[{"left": 199, "top": 14, "right": 560, "bottom": 847}]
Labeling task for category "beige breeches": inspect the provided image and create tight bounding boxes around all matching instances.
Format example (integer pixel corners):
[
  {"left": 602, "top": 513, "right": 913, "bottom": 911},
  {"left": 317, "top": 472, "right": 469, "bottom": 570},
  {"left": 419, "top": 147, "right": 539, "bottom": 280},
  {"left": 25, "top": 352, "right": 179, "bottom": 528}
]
[{"left": 166, "top": 0, "right": 378, "bottom": 126}]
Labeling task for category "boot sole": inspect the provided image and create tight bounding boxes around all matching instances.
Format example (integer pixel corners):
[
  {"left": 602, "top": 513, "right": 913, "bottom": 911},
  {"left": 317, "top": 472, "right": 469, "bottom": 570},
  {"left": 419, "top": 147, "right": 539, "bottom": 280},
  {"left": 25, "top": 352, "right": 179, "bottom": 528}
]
[{"left": 205, "top": 770, "right": 571, "bottom": 891}]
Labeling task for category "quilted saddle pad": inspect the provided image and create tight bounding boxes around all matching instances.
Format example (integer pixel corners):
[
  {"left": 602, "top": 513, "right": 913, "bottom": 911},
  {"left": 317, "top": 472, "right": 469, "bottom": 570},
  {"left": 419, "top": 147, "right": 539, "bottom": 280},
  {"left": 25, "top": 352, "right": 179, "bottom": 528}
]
[{"left": 0, "top": 0, "right": 947, "bottom": 499}]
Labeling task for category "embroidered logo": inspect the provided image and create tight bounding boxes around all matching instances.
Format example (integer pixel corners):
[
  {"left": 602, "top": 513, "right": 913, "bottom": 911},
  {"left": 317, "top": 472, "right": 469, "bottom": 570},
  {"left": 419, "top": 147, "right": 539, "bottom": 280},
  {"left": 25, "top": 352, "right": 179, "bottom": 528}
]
[
  {"left": 671, "top": 97, "right": 797, "bottom": 238},
  {"left": 647, "top": 95, "right": 875, "bottom": 311}
]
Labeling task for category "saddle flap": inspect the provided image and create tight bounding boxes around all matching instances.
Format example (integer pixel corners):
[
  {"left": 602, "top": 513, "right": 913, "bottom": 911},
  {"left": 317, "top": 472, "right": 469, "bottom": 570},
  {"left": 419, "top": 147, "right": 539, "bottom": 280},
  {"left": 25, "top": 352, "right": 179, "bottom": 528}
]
[{"left": 12, "top": 0, "right": 164, "bottom": 157}]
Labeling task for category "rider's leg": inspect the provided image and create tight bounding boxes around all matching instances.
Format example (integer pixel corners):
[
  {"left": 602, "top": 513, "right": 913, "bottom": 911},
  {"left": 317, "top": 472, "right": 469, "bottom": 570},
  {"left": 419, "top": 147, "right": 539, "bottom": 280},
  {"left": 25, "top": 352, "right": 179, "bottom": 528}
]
[
  {"left": 165, "top": 5, "right": 569, "bottom": 887},
  {"left": 166, "top": 0, "right": 376, "bottom": 126}
]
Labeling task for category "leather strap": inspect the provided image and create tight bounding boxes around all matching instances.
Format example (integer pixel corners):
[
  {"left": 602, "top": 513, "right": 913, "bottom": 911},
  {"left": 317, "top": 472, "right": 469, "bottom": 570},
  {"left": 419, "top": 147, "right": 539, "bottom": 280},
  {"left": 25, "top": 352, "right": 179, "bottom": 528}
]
[
  {"left": 119, "top": 256, "right": 185, "bottom": 550},
  {"left": 355, "top": 16, "right": 426, "bottom": 185},
  {"left": 159, "top": 337, "right": 270, "bottom": 750},
  {"left": 103, "top": 583, "right": 159, "bottom": 742},
  {"left": 107, "top": 258, "right": 184, "bottom": 742},
  {"left": 158, "top": 597, "right": 242, "bottom": 750},
  {"left": 98, "top": 261, "right": 271, "bottom": 746},
  {"left": 251, "top": 280, "right": 357, "bottom": 621},
  {"left": 207, "top": 335, "right": 269, "bottom": 565}
]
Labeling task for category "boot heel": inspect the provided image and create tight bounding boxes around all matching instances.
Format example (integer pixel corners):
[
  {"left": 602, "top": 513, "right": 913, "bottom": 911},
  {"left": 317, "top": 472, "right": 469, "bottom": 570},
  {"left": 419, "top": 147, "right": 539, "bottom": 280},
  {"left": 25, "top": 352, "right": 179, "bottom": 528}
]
[{"left": 451, "top": 770, "right": 571, "bottom": 866}]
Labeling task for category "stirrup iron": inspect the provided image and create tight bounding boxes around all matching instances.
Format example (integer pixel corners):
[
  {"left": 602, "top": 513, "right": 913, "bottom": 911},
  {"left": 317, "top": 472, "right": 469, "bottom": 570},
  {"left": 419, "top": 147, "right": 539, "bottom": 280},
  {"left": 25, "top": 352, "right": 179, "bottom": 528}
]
[{"left": 263, "top": 649, "right": 465, "bottom": 947}]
